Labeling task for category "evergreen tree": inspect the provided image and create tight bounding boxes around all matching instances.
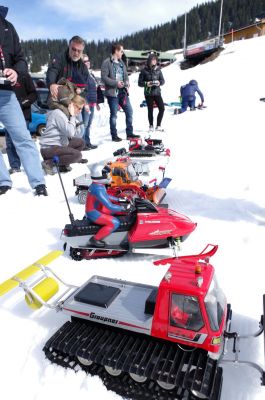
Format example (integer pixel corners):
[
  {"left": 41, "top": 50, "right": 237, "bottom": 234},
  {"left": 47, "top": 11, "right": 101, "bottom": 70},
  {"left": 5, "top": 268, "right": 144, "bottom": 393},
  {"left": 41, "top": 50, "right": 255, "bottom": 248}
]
[{"left": 20, "top": 0, "right": 265, "bottom": 71}]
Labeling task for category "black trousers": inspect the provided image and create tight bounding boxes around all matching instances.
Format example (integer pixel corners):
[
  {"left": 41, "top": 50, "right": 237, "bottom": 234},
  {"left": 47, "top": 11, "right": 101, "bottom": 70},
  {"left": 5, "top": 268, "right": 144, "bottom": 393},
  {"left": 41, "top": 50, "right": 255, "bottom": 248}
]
[
  {"left": 145, "top": 95, "right": 165, "bottom": 127},
  {"left": 41, "top": 137, "right": 85, "bottom": 167}
]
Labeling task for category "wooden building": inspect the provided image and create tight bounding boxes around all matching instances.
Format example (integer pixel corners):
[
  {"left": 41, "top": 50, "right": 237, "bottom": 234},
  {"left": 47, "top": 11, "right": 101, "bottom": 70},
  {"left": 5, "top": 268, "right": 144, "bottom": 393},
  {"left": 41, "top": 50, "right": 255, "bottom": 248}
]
[{"left": 224, "top": 19, "right": 265, "bottom": 44}]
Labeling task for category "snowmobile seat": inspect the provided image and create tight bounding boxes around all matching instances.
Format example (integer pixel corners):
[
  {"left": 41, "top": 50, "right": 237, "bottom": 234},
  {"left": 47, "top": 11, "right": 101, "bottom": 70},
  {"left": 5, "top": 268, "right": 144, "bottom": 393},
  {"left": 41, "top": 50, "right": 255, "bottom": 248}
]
[
  {"left": 74, "top": 282, "right": 121, "bottom": 308},
  {"left": 64, "top": 213, "right": 136, "bottom": 237},
  {"left": 144, "top": 288, "right": 158, "bottom": 315}
]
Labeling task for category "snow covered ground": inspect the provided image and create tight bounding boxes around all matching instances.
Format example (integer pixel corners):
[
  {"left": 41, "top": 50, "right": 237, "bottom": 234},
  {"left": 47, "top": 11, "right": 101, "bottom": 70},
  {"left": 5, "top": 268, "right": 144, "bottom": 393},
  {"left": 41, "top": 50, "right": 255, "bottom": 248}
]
[{"left": 1, "top": 35, "right": 265, "bottom": 400}]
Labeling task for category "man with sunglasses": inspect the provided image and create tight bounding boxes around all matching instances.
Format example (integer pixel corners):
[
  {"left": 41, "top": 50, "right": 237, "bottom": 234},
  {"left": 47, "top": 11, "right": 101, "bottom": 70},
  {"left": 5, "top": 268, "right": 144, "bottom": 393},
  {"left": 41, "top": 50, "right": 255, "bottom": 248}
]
[
  {"left": 46, "top": 36, "right": 88, "bottom": 98},
  {"left": 46, "top": 36, "right": 88, "bottom": 135},
  {"left": 101, "top": 43, "right": 139, "bottom": 142}
]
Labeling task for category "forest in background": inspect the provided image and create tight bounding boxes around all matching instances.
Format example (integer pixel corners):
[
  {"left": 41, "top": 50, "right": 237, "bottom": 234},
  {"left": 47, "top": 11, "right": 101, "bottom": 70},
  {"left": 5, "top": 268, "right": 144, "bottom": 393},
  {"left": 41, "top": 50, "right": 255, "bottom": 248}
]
[{"left": 21, "top": 0, "right": 265, "bottom": 71}]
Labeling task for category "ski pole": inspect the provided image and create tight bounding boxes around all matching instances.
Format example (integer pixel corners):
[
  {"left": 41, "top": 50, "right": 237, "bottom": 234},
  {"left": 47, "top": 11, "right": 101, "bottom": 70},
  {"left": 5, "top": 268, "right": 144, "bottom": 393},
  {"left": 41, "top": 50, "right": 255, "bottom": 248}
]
[{"left": 53, "top": 156, "right": 75, "bottom": 224}]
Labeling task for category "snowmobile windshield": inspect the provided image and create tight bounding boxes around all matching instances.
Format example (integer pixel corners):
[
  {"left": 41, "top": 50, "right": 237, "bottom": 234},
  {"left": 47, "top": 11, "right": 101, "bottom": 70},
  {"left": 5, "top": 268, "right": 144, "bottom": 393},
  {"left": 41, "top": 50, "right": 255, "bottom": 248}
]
[
  {"left": 204, "top": 274, "right": 226, "bottom": 332},
  {"left": 133, "top": 162, "right": 149, "bottom": 176},
  {"left": 127, "top": 164, "right": 138, "bottom": 181}
]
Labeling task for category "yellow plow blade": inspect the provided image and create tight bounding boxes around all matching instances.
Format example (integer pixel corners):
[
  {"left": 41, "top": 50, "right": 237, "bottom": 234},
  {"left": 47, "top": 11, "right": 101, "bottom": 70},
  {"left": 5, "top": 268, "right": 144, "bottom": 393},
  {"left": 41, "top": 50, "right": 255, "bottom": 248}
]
[{"left": 0, "top": 250, "right": 63, "bottom": 297}]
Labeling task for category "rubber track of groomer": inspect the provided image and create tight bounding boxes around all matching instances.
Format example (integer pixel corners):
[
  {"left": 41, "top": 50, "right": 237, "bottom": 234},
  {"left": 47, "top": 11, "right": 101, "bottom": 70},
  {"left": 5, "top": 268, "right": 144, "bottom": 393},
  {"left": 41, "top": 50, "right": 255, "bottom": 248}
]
[{"left": 43, "top": 320, "right": 223, "bottom": 400}]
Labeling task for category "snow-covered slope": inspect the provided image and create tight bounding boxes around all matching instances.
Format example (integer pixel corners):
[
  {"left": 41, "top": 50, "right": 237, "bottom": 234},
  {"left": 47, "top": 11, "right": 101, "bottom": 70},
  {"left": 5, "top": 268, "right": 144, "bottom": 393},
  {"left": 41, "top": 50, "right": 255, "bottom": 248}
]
[{"left": 1, "top": 36, "right": 265, "bottom": 400}]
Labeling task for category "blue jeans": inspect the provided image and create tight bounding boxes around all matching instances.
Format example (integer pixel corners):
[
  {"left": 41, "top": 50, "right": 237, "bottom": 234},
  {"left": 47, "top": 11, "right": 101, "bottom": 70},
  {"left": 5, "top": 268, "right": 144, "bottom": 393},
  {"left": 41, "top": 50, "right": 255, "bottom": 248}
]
[
  {"left": 181, "top": 96, "right": 195, "bottom": 113},
  {"left": 0, "top": 90, "right": 45, "bottom": 188},
  {"left": 5, "top": 121, "right": 30, "bottom": 169},
  {"left": 107, "top": 92, "right": 133, "bottom": 138},
  {"left": 82, "top": 106, "right": 95, "bottom": 145}
]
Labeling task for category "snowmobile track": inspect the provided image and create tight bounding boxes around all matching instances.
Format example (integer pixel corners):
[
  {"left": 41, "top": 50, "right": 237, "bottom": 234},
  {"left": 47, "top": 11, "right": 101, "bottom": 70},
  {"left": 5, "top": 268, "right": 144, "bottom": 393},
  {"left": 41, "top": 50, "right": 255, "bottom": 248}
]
[{"left": 43, "top": 320, "right": 223, "bottom": 400}]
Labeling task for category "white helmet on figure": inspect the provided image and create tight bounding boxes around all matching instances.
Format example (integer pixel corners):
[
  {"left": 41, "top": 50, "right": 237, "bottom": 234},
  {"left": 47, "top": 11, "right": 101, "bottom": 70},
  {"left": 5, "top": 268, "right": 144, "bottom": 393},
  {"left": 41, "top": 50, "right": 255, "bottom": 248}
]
[{"left": 90, "top": 164, "right": 112, "bottom": 184}]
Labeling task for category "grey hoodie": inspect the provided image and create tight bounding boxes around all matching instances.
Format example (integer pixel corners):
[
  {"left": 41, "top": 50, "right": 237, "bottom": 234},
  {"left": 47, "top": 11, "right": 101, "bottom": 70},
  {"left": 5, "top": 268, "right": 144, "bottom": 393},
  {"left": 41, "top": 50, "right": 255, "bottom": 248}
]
[{"left": 40, "top": 109, "right": 81, "bottom": 148}]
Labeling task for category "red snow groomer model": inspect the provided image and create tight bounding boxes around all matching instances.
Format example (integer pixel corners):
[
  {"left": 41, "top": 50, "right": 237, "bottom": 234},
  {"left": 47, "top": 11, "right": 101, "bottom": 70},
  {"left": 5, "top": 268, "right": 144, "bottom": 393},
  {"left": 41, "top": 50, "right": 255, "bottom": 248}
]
[
  {"left": 126, "top": 137, "right": 170, "bottom": 158},
  {"left": 1, "top": 246, "right": 264, "bottom": 400}
]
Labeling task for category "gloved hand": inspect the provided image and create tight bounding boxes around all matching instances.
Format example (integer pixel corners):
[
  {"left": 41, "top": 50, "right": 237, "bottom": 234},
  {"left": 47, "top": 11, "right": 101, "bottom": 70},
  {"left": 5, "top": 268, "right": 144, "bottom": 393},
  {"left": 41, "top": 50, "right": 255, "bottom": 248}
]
[{"left": 119, "top": 196, "right": 129, "bottom": 203}]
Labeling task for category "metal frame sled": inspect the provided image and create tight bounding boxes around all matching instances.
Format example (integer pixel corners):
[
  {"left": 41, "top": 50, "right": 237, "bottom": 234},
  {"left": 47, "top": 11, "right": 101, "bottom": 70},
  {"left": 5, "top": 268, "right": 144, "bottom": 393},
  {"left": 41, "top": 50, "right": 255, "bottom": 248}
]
[{"left": 0, "top": 250, "right": 77, "bottom": 310}]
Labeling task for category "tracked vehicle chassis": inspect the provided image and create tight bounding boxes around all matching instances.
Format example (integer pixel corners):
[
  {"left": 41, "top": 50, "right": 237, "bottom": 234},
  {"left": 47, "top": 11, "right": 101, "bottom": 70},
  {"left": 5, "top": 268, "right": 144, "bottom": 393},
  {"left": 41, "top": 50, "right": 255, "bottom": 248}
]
[{"left": 43, "top": 320, "right": 223, "bottom": 400}]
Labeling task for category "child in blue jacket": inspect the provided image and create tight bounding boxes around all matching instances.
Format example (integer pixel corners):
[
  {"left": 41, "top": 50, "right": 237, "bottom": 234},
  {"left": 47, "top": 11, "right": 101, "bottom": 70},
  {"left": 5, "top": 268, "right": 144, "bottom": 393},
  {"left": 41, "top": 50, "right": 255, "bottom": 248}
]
[{"left": 180, "top": 80, "right": 204, "bottom": 112}]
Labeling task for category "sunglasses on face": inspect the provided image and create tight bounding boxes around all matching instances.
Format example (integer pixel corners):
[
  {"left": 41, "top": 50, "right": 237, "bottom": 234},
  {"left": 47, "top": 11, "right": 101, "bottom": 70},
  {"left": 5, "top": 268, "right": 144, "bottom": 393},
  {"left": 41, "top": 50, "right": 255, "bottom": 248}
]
[{"left": 71, "top": 46, "right": 83, "bottom": 54}]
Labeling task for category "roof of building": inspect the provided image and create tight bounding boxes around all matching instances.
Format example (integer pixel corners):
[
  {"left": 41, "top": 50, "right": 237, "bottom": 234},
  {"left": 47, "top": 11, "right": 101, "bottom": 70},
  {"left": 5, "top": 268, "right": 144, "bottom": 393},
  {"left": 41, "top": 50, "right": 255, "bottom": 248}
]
[
  {"left": 224, "top": 19, "right": 265, "bottom": 36},
  {"left": 124, "top": 49, "right": 176, "bottom": 62}
]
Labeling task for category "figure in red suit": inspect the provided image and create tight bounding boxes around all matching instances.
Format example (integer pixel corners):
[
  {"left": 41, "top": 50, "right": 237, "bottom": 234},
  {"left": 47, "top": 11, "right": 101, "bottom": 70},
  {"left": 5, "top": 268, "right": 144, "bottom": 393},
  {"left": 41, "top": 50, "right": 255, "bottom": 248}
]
[{"left": 85, "top": 164, "right": 124, "bottom": 247}]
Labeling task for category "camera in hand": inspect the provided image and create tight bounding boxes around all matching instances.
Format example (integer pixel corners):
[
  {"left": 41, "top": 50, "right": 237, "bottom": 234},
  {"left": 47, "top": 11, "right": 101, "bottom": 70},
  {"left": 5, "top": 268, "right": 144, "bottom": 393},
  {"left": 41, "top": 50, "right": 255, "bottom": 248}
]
[
  {"left": 152, "top": 80, "right": 159, "bottom": 87},
  {"left": 0, "top": 70, "right": 11, "bottom": 85}
]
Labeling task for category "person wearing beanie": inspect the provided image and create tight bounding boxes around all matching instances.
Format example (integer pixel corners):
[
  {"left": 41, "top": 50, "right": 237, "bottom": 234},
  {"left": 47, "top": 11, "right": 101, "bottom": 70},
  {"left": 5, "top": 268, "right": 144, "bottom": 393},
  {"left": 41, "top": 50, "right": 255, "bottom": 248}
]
[
  {"left": 180, "top": 79, "right": 204, "bottom": 113},
  {"left": 138, "top": 52, "right": 165, "bottom": 132}
]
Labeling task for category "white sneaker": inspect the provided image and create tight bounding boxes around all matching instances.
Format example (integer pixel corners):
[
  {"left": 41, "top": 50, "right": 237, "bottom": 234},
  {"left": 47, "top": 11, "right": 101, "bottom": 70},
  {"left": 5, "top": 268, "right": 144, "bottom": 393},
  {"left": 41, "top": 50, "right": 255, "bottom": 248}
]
[
  {"left": 148, "top": 125, "right": 154, "bottom": 132},
  {"left": 42, "top": 161, "right": 57, "bottom": 175},
  {"left": 155, "top": 126, "right": 164, "bottom": 132}
]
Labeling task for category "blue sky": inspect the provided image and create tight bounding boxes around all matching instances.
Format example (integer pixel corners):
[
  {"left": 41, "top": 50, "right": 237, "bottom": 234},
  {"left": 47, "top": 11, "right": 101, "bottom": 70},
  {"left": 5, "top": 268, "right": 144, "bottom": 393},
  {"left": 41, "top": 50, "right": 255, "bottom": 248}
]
[{"left": 3, "top": 0, "right": 212, "bottom": 42}]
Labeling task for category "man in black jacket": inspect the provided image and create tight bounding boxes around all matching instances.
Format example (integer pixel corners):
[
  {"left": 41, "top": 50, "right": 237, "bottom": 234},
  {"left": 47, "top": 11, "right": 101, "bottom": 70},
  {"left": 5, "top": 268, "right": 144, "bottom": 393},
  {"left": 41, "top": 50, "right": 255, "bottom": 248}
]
[
  {"left": 0, "top": 6, "right": 47, "bottom": 195},
  {"left": 46, "top": 36, "right": 88, "bottom": 101},
  {"left": 46, "top": 36, "right": 88, "bottom": 144},
  {"left": 138, "top": 53, "right": 165, "bottom": 132},
  {"left": 5, "top": 72, "right": 37, "bottom": 173}
]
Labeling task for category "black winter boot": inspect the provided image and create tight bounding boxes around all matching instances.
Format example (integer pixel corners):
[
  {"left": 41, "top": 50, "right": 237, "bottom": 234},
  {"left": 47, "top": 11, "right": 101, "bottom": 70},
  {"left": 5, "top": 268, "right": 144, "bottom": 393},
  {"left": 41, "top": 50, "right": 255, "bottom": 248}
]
[
  {"left": 34, "top": 184, "right": 48, "bottom": 196},
  {"left": 89, "top": 236, "right": 105, "bottom": 248}
]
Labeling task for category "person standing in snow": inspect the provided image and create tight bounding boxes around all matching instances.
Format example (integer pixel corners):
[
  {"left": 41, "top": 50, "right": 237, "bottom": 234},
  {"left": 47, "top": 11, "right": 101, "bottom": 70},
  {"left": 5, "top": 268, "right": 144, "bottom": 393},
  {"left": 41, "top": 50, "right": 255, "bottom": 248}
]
[
  {"left": 180, "top": 80, "right": 204, "bottom": 113},
  {"left": 0, "top": 5, "right": 47, "bottom": 196},
  {"left": 81, "top": 54, "right": 102, "bottom": 150},
  {"left": 138, "top": 53, "right": 165, "bottom": 132},
  {"left": 101, "top": 43, "right": 140, "bottom": 142},
  {"left": 5, "top": 72, "right": 37, "bottom": 174}
]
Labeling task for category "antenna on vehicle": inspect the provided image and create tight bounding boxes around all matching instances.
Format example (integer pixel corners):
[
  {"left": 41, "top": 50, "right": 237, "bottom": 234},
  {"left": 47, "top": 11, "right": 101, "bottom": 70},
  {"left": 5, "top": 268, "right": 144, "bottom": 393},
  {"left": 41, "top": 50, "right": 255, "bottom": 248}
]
[{"left": 53, "top": 156, "right": 75, "bottom": 224}]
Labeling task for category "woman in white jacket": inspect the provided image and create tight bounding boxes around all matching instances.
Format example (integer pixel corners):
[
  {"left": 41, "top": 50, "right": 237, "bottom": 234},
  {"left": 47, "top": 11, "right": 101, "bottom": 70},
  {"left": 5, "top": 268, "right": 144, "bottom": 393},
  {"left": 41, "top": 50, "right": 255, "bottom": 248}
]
[{"left": 40, "top": 95, "right": 86, "bottom": 174}]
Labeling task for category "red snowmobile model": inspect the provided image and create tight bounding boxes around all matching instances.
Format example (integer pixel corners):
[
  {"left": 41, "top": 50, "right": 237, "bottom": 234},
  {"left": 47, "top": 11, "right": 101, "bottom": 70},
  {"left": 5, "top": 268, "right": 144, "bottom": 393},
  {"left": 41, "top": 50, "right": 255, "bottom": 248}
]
[
  {"left": 54, "top": 157, "right": 195, "bottom": 261},
  {"left": 62, "top": 197, "right": 197, "bottom": 261}
]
